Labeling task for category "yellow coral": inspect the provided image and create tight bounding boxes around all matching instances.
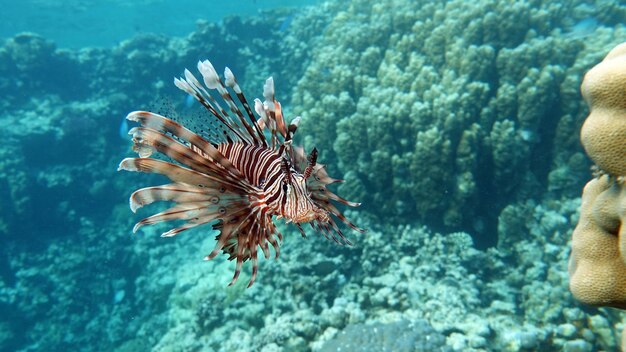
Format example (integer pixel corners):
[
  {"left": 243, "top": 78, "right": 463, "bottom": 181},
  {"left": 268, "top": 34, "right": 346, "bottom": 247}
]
[
  {"left": 580, "top": 42, "right": 626, "bottom": 177},
  {"left": 568, "top": 176, "right": 626, "bottom": 308},
  {"left": 570, "top": 42, "right": 626, "bottom": 308},
  {"left": 569, "top": 40, "right": 626, "bottom": 351}
]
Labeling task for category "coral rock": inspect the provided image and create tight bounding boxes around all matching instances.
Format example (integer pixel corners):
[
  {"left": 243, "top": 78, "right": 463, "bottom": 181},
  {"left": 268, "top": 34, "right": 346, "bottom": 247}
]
[
  {"left": 580, "top": 42, "right": 626, "bottom": 176},
  {"left": 568, "top": 176, "right": 626, "bottom": 308}
]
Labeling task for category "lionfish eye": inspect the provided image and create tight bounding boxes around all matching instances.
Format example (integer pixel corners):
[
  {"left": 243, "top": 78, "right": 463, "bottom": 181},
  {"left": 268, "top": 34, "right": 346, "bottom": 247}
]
[{"left": 282, "top": 183, "right": 288, "bottom": 192}]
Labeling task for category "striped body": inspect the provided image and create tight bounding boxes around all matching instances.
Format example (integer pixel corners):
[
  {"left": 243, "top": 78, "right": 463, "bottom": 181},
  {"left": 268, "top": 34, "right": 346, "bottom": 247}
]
[
  {"left": 218, "top": 143, "right": 280, "bottom": 189},
  {"left": 119, "top": 59, "right": 364, "bottom": 287},
  {"left": 218, "top": 142, "right": 319, "bottom": 223}
]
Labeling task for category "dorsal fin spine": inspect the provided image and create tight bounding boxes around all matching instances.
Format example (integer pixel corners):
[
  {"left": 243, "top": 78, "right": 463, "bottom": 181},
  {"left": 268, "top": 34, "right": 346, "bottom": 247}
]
[
  {"left": 224, "top": 67, "right": 268, "bottom": 147},
  {"left": 176, "top": 64, "right": 248, "bottom": 143}
]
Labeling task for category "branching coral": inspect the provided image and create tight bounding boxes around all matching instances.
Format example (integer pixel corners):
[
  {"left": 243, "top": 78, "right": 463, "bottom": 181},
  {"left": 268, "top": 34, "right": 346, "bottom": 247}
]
[{"left": 290, "top": 0, "right": 626, "bottom": 246}]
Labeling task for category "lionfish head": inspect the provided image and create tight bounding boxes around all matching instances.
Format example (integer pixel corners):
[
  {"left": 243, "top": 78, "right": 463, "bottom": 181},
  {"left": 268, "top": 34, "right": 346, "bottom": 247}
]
[{"left": 284, "top": 172, "right": 328, "bottom": 224}]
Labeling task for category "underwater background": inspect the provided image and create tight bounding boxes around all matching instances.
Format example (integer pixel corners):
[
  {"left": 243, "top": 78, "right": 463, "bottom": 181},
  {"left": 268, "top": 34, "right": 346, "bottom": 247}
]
[{"left": 1, "top": 0, "right": 626, "bottom": 351}]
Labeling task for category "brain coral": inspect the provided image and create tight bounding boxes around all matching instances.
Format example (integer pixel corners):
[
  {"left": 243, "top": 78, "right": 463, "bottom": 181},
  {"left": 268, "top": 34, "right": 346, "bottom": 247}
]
[
  {"left": 290, "top": 0, "right": 626, "bottom": 246},
  {"left": 580, "top": 42, "right": 626, "bottom": 177},
  {"left": 569, "top": 176, "right": 626, "bottom": 308},
  {"left": 569, "top": 41, "right": 626, "bottom": 309}
]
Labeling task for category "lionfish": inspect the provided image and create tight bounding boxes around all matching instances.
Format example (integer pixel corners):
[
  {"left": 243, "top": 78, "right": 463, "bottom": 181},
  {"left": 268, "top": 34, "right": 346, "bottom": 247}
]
[{"left": 118, "top": 60, "right": 364, "bottom": 287}]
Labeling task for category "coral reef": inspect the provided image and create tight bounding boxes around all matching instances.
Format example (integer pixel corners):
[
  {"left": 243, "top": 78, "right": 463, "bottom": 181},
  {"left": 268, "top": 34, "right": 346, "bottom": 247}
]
[
  {"left": 568, "top": 41, "right": 626, "bottom": 348},
  {"left": 290, "top": 0, "right": 626, "bottom": 247},
  {"left": 580, "top": 42, "right": 626, "bottom": 177},
  {"left": 2, "top": 0, "right": 626, "bottom": 351},
  {"left": 319, "top": 319, "right": 450, "bottom": 351},
  {"left": 0, "top": 7, "right": 324, "bottom": 351},
  {"left": 114, "top": 197, "right": 616, "bottom": 351},
  {"left": 569, "top": 176, "right": 626, "bottom": 308},
  {"left": 0, "top": 6, "right": 330, "bottom": 243}
]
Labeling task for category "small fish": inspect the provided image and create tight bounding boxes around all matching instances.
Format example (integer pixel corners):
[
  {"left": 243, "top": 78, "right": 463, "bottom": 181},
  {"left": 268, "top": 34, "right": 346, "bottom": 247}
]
[
  {"left": 118, "top": 60, "right": 365, "bottom": 287},
  {"left": 279, "top": 14, "right": 294, "bottom": 32},
  {"left": 565, "top": 17, "right": 599, "bottom": 39}
]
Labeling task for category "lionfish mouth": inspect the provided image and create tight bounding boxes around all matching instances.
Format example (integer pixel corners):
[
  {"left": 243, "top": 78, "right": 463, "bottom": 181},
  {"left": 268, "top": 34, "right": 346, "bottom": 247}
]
[
  {"left": 118, "top": 58, "right": 365, "bottom": 287},
  {"left": 291, "top": 209, "right": 327, "bottom": 224}
]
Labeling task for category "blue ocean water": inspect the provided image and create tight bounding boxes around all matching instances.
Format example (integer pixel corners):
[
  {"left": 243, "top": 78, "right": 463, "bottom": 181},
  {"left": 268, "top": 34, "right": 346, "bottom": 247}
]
[
  {"left": 0, "top": 0, "right": 320, "bottom": 48},
  {"left": 1, "top": 0, "right": 625, "bottom": 351}
]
